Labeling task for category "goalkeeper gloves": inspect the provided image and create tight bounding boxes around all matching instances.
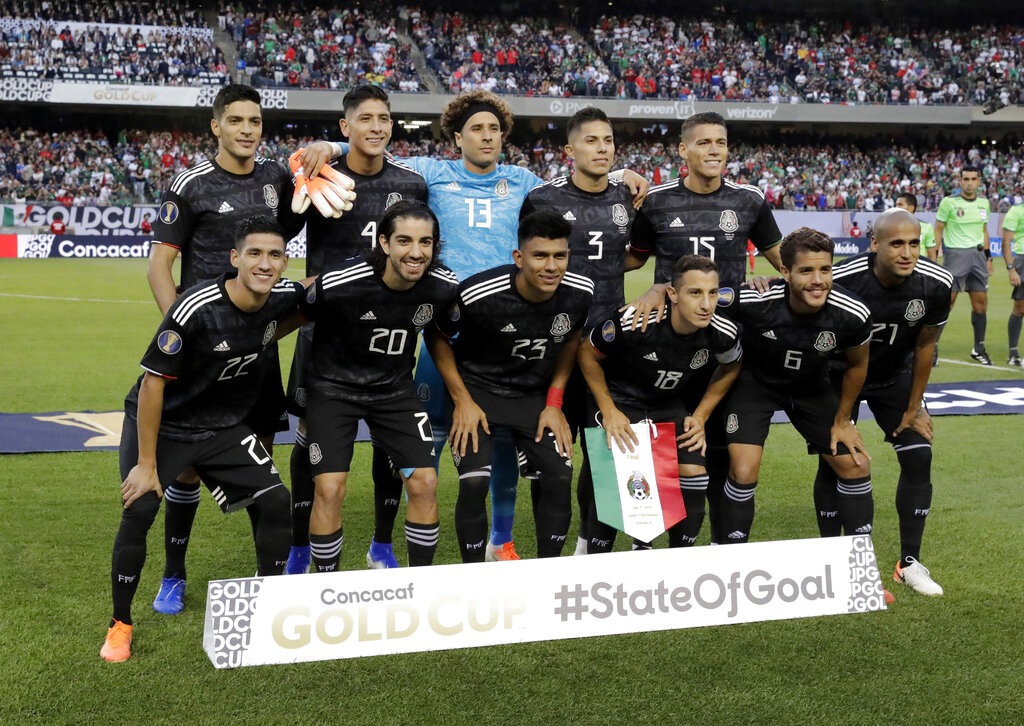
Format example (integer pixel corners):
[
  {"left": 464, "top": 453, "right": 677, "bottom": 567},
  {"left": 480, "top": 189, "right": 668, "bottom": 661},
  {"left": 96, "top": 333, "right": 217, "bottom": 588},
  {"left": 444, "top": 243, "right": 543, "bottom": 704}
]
[{"left": 289, "top": 149, "right": 357, "bottom": 218}]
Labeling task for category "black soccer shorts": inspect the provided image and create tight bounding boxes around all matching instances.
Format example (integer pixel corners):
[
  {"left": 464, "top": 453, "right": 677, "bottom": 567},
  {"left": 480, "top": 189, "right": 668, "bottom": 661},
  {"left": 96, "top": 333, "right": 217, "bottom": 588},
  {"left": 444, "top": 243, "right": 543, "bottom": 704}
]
[
  {"left": 721, "top": 370, "right": 850, "bottom": 456},
  {"left": 285, "top": 323, "right": 314, "bottom": 418},
  {"left": 244, "top": 341, "right": 290, "bottom": 436},
  {"left": 450, "top": 384, "right": 573, "bottom": 481},
  {"left": 118, "top": 416, "right": 285, "bottom": 513},
  {"left": 306, "top": 391, "right": 435, "bottom": 476}
]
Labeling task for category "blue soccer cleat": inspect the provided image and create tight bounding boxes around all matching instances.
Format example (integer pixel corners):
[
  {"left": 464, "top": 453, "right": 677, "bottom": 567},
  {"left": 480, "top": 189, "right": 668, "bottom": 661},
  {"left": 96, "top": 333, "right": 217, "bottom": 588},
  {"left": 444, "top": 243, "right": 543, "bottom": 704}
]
[
  {"left": 286, "top": 545, "right": 311, "bottom": 575},
  {"left": 366, "top": 539, "right": 399, "bottom": 569},
  {"left": 152, "top": 577, "right": 186, "bottom": 614}
]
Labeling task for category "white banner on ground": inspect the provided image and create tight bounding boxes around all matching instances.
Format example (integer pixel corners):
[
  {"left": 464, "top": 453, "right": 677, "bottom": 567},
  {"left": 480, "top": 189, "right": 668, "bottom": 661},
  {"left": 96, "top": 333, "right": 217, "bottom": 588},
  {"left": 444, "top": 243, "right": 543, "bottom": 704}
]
[{"left": 203, "top": 535, "right": 887, "bottom": 668}]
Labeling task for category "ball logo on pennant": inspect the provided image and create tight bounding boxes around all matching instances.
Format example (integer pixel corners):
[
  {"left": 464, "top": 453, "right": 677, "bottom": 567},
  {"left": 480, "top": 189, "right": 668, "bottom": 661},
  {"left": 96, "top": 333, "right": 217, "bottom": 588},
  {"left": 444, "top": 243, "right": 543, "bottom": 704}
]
[
  {"left": 814, "top": 330, "right": 837, "bottom": 352},
  {"left": 626, "top": 470, "right": 652, "bottom": 500},
  {"left": 905, "top": 299, "right": 925, "bottom": 322}
]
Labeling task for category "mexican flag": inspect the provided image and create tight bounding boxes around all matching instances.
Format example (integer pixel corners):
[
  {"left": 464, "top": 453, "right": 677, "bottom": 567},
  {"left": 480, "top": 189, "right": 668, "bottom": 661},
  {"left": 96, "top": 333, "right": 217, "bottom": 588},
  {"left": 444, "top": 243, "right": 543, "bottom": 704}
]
[{"left": 584, "top": 422, "right": 686, "bottom": 543}]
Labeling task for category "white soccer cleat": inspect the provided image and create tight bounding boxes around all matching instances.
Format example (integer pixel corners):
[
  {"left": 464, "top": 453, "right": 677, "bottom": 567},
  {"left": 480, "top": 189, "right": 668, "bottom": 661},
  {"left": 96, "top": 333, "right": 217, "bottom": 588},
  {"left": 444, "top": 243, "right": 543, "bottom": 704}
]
[{"left": 893, "top": 557, "right": 944, "bottom": 596}]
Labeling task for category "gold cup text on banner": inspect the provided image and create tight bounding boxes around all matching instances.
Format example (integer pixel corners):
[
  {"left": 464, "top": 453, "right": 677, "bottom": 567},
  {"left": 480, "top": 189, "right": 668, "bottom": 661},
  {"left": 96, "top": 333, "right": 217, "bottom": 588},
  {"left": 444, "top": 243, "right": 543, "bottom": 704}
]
[{"left": 203, "top": 535, "right": 887, "bottom": 668}]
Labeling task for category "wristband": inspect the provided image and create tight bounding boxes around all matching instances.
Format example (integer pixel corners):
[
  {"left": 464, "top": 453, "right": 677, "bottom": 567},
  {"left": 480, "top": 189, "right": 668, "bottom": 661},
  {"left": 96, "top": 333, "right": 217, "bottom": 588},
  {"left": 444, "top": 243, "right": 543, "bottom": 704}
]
[
  {"left": 983, "top": 248, "right": 991, "bottom": 259},
  {"left": 545, "top": 387, "right": 564, "bottom": 409},
  {"left": 1009, "top": 264, "right": 1016, "bottom": 270}
]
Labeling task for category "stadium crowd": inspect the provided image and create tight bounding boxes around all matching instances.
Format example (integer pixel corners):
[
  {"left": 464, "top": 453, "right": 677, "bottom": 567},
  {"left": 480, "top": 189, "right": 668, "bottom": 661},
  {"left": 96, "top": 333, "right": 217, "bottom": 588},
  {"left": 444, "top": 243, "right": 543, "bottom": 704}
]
[
  {"left": 0, "top": 0, "right": 206, "bottom": 27},
  {"left": 223, "top": 4, "right": 423, "bottom": 91},
  {"left": 2, "top": 125, "right": 1020, "bottom": 213}
]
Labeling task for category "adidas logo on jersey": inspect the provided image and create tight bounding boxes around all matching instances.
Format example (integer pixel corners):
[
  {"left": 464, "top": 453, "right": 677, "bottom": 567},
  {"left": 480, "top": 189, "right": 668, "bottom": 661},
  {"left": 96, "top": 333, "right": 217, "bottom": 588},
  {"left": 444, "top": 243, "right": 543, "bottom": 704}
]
[
  {"left": 762, "top": 330, "right": 777, "bottom": 340},
  {"left": 501, "top": 323, "right": 517, "bottom": 333},
  {"left": 217, "top": 201, "right": 234, "bottom": 214},
  {"left": 643, "top": 352, "right": 659, "bottom": 361},
  {"left": 214, "top": 340, "right": 230, "bottom": 351},
  {"left": 360, "top": 311, "right": 377, "bottom": 321},
  {"left": 444, "top": 181, "right": 461, "bottom": 191},
  {"left": 670, "top": 217, "right": 685, "bottom": 228},
  {"left": 563, "top": 211, "right": 576, "bottom": 221}
]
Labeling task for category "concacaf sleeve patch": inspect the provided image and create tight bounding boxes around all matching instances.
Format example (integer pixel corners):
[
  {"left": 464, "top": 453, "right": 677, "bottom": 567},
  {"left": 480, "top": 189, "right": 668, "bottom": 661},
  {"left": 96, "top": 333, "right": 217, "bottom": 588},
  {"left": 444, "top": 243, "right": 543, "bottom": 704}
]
[
  {"left": 157, "top": 329, "right": 183, "bottom": 354},
  {"left": 717, "top": 286, "right": 735, "bottom": 307},
  {"left": 601, "top": 319, "right": 616, "bottom": 342},
  {"left": 159, "top": 201, "right": 179, "bottom": 224}
]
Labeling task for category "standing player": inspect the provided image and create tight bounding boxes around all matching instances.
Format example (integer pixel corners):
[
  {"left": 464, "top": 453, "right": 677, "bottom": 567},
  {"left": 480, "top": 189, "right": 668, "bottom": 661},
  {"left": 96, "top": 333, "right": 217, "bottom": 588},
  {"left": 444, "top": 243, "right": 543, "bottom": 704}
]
[
  {"left": 145, "top": 84, "right": 336, "bottom": 613},
  {"left": 934, "top": 166, "right": 992, "bottom": 364},
  {"left": 101, "top": 216, "right": 302, "bottom": 662},
  {"left": 302, "top": 201, "right": 459, "bottom": 571},
  {"left": 627, "top": 111, "right": 784, "bottom": 545},
  {"left": 280, "top": 84, "right": 429, "bottom": 573},
  {"left": 718, "top": 228, "right": 874, "bottom": 544},
  {"left": 578, "top": 255, "right": 742, "bottom": 553},
  {"left": 1001, "top": 201, "right": 1024, "bottom": 367},
  {"left": 519, "top": 106, "right": 641, "bottom": 554},
  {"left": 814, "top": 208, "right": 951, "bottom": 595},
  {"left": 429, "top": 210, "right": 593, "bottom": 561},
  {"left": 314, "top": 90, "right": 648, "bottom": 561},
  {"left": 895, "top": 192, "right": 936, "bottom": 259}
]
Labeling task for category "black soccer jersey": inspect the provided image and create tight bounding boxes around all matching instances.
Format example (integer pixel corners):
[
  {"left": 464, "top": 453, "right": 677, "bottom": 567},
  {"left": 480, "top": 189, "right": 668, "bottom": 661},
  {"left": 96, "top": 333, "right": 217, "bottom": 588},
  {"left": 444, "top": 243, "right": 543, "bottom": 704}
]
[
  {"left": 589, "top": 303, "right": 742, "bottom": 410},
  {"left": 124, "top": 275, "right": 304, "bottom": 440},
  {"left": 153, "top": 158, "right": 296, "bottom": 288},
  {"left": 832, "top": 252, "right": 952, "bottom": 386},
  {"left": 723, "top": 280, "right": 872, "bottom": 390},
  {"left": 520, "top": 176, "right": 636, "bottom": 322},
  {"left": 437, "top": 265, "right": 594, "bottom": 397},
  {"left": 630, "top": 178, "right": 782, "bottom": 290},
  {"left": 303, "top": 259, "right": 459, "bottom": 403},
  {"left": 278, "top": 157, "right": 429, "bottom": 277}
]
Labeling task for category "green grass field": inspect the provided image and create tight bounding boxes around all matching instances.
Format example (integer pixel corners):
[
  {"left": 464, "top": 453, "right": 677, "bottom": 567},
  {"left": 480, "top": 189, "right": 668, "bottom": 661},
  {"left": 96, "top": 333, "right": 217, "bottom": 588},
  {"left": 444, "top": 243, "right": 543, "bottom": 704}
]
[{"left": 1, "top": 258, "right": 1022, "bottom": 725}]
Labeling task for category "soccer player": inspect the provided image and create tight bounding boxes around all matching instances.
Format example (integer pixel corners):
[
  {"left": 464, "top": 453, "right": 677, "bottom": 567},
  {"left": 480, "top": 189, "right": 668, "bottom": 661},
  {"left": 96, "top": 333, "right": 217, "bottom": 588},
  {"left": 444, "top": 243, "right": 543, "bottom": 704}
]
[
  {"left": 934, "top": 166, "right": 993, "bottom": 364},
  {"left": 578, "top": 255, "right": 742, "bottom": 553},
  {"left": 814, "top": 208, "right": 951, "bottom": 595},
  {"left": 101, "top": 216, "right": 304, "bottom": 662},
  {"left": 718, "top": 228, "right": 874, "bottom": 544},
  {"left": 145, "top": 84, "right": 335, "bottom": 613},
  {"left": 895, "top": 192, "right": 936, "bottom": 259},
  {"left": 302, "top": 201, "right": 458, "bottom": 571},
  {"left": 519, "top": 106, "right": 641, "bottom": 554},
  {"left": 627, "top": 111, "right": 784, "bottom": 545},
  {"left": 279, "top": 84, "right": 429, "bottom": 573},
  {"left": 314, "top": 90, "right": 648, "bottom": 561},
  {"left": 1001, "top": 201, "right": 1024, "bottom": 367},
  {"left": 429, "top": 210, "right": 593, "bottom": 560}
]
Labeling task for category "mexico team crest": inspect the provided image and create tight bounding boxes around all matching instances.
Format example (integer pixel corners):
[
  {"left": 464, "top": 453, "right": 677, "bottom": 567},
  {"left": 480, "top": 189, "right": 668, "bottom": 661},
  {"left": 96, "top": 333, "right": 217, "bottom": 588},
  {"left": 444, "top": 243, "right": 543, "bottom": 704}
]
[
  {"left": 905, "top": 299, "right": 925, "bottom": 322},
  {"left": 626, "top": 470, "right": 651, "bottom": 500},
  {"left": 495, "top": 179, "right": 510, "bottom": 197},
  {"left": 308, "top": 443, "right": 323, "bottom": 465},
  {"left": 263, "top": 184, "right": 279, "bottom": 210},
  {"left": 726, "top": 413, "right": 739, "bottom": 433},
  {"left": 719, "top": 209, "right": 739, "bottom": 233},
  {"left": 690, "top": 348, "right": 709, "bottom": 369},
  {"left": 413, "top": 304, "right": 434, "bottom": 326},
  {"left": 814, "top": 331, "right": 837, "bottom": 352},
  {"left": 612, "top": 203, "right": 629, "bottom": 226},
  {"left": 262, "top": 320, "right": 278, "bottom": 346},
  {"left": 550, "top": 313, "right": 572, "bottom": 336},
  {"left": 385, "top": 192, "right": 402, "bottom": 208}
]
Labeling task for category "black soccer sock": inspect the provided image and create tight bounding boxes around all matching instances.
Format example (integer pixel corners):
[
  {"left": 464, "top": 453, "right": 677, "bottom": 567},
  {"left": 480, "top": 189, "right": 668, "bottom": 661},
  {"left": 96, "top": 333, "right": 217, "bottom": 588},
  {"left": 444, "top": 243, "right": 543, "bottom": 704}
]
[
  {"left": 721, "top": 478, "right": 757, "bottom": 544},
  {"left": 111, "top": 491, "right": 161, "bottom": 625},
  {"left": 455, "top": 475, "right": 490, "bottom": 563},
  {"left": 253, "top": 486, "right": 291, "bottom": 575},
  {"left": 576, "top": 452, "right": 594, "bottom": 544},
  {"left": 813, "top": 458, "right": 842, "bottom": 537},
  {"left": 530, "top": 475, "right": 572, "bottom": 558},
  {"left": 971, "top": 311, "right": 986, "bottom": 349},
  {"left": 584, "top": 476, "right": 618, "bottom": 554},
  {"left": 310, "top": 529, "right": 343, "bottom": 572},
  {"left": 161, "top": 479, "right": 201, "bottom": 580},
  {"left": 895, "top": 445, "right": 933, "bottom": 565},
  {"left": 405, "top": 520, "right": 440, "bottom": 566},
  {"left": 705, "top": 447, "right": 729, "bottom": 544},
  {"left": 245, "top": 503, "right": 261, "bottom": 540},
  {"left": 1008, "top": 313, "right": 1023, "bottom": 354},
  {"left": 289, "top": 433, "right": 314, "bottom": 546},
  {"left": 372, "top": 445, "right": 404, "bottom": 545},
  {"left": 668, "top": 474, "right": 709, "bottom": 547},
  {"left": 836, "top": 475, "right": 873, "bottom": 536}
]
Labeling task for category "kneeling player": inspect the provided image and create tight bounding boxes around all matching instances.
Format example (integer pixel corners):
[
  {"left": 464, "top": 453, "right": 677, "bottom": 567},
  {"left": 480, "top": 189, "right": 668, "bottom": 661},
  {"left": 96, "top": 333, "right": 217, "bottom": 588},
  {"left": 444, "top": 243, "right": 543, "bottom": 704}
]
[
  {"left": 719, "top": 228, "right": 874, "bottom": 543},
  {"left": 428, "top": 210, "right": 593, "bottom": 561},
  {"left": 303, "top": 201, "right": 458, "bottom": 571},
  {"left": 816, "top": 208, "right": 951, "bottom": 595},
  {"left": 578, "top": 255, "right": 742, "bottom": 552},
  {"left": 101, "top": 217, "right": 304, "bottom": 662}
]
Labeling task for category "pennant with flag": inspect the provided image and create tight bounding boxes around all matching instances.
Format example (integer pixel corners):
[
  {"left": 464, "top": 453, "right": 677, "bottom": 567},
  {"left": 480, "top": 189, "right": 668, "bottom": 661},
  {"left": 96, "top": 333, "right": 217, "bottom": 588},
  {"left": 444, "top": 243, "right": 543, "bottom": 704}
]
[{"left": 584, "top": 422, "right": 686, "bottom": 543}]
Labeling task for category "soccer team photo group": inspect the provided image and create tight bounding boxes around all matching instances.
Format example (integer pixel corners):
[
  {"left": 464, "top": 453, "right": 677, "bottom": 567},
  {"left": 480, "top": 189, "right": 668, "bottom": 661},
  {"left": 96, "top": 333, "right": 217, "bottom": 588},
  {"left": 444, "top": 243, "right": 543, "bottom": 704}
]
[{"left": 2, "top": 1, "right": 1023, "bottom": 722}]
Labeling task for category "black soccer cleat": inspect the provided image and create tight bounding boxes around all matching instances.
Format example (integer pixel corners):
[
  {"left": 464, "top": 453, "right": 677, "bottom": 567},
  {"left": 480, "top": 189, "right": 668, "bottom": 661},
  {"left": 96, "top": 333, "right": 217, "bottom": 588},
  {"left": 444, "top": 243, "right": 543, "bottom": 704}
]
[{"left": 970, "top": 347, "right": 993, "bottom": 365}]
